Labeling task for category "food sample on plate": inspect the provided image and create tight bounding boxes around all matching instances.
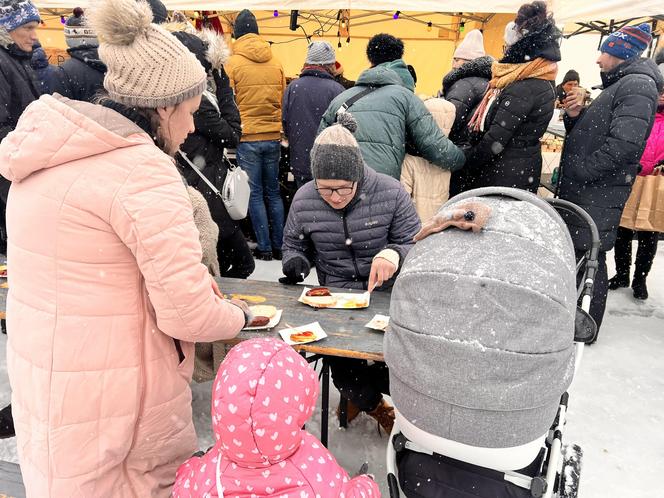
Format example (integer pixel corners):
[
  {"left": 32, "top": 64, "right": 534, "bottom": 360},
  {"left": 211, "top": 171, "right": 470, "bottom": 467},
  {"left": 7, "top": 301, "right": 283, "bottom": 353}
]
[
  {"left": 231, "top": 294, "right": 267, "bottom": 304},
  {"left": 0, "top": 265, "right": 6, "bottom": 278},
  {"left": 305, "top": 287, "right": 332, "bottom": 297},
  {"left": 302, "top": 295, "right": 338, "bottom": 308},
  {"left": 289, "top": 331, "right": 316, "bottom": 343},
  {"left": 249, "top": 305, "right": 277, "bottom": 319},
  {"left": 248, "top": 316, "right": 270, "bottom": 327}
]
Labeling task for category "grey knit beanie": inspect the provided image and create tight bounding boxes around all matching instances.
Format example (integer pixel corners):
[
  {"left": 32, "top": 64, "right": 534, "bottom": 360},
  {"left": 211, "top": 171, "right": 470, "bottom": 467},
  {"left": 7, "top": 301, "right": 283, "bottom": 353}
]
[
  {"left": 305, "top": 41, "right": 335, "bottom": 65},
  {"left": 310, "top": 113, "right": 364, "bottom": 183},
  {"left": 88, "top": 0, "right": 206, "bottom": 109}
]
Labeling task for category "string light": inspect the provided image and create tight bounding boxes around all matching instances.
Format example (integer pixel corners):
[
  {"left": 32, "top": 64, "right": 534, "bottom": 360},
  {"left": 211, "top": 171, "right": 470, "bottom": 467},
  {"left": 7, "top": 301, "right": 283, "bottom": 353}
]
[
  {"left": 273, "top": 10, "right": 279, "bottom": 17},
  {"left": 427, "top": 21, "right": 432, "bottom": 32},
  {"left": 459, "top": 21, "right": 465, "bottom": 32},
  {"left": 338, "top": 40, "right": 342, "bottom": 51},
  {"left": 393, "top": 11, "right": 400, "bottom": 20},
  {"left": 60, "top": 15, "right": 66, "bottom": 24},
  {"left": 346, "top": 36, "right": 350, "bottom": 46}
]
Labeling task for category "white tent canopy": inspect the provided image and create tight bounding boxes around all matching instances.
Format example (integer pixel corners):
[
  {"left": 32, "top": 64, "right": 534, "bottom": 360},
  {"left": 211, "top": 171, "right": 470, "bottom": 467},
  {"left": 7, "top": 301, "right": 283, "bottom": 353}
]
[{"left": 34, "top": 0, "right": 664, "bottom": 23}]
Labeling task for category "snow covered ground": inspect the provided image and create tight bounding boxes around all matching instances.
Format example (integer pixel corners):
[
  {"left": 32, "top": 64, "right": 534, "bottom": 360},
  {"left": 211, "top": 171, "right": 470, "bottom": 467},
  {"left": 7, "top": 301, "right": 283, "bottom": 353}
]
[{"left": 1, "top": 245, "right": 663, "bottom": 497}]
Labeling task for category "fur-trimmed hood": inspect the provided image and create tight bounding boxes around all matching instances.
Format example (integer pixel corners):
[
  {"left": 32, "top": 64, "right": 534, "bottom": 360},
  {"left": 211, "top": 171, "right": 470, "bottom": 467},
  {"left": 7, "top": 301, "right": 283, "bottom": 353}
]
[
  {"left": 443, "top": 55, "right": 493, "bottom": 92},
  {"left": 501, "top": 20, "right": 561, "bottom": 64},
  {"left": 164, "top": 24, "right": 230, "bottom": 71}
]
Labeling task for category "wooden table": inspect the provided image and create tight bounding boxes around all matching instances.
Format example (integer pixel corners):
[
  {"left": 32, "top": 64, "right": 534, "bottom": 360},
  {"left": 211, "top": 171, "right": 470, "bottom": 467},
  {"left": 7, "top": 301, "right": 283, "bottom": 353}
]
[{"left": 218, "top": 277, "right": 389, "bottom": 446}]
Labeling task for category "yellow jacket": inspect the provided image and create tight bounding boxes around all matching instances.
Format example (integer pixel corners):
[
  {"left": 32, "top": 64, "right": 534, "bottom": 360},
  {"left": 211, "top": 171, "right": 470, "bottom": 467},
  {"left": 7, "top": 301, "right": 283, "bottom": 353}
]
[
  {"left": 225, "top": 34, "right": 286, "bottom": 142},
  {"left": 401, "top": 97, "right": 456, "bottom": 222}
]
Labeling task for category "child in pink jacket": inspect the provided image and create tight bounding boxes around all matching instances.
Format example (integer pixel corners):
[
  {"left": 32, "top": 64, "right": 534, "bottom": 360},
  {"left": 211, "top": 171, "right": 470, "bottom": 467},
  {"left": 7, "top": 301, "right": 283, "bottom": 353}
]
[{"left": 173, "top": 338, "right": 380, "bottom": 498}]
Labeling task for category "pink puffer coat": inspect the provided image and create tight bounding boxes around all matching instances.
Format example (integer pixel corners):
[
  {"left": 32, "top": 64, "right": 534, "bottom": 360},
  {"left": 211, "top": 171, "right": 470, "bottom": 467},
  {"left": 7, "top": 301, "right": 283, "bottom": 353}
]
[
  {"left": 173, "top": 338, "right": 380, "bottom": 498},
  {"left": 639, "top": 110, "right": 664, "bottom": 176},
  {"left": 0, "top": 94, "right": 246, "bottom": 497}
]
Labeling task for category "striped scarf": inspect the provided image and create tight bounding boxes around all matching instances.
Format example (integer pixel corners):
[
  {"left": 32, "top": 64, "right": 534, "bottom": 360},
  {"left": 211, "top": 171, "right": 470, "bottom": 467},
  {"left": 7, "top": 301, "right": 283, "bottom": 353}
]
[{"left": 468, "top": 58, "right": 558, "bottom": 132}]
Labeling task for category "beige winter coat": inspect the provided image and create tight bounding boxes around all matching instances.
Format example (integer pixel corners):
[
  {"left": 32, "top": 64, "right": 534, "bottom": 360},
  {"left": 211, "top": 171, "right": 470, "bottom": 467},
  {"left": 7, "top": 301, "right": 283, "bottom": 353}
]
[{"left": 401, "top": 98, "right": 456, "bottom": 222}]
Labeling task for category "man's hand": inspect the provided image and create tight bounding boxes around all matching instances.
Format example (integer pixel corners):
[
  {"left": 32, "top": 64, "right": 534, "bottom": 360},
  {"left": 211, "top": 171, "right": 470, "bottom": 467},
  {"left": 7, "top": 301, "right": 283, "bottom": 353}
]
[
  {"left": 368, "top": 257, "right": 397, "bottom": 293},
  {"left": 563, "top": 86, "right": 586, "bottom": 118}
]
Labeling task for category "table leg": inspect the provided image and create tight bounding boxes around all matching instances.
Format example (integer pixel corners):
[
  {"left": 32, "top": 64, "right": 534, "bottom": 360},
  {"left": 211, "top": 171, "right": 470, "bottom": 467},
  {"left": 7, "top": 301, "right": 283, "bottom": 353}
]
[
  {"left": 339, "top": 395, "right": 348, "bottom": 429},
  {"left": 321, "top": 357, "right": 330, "bottom": 448}
]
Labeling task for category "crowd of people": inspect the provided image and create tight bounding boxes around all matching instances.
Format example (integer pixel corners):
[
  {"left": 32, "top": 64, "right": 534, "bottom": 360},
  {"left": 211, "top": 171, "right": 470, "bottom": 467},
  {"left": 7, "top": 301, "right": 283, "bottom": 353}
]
[{"left": 0, "top": 0, "right": 663, "bottom": 495}]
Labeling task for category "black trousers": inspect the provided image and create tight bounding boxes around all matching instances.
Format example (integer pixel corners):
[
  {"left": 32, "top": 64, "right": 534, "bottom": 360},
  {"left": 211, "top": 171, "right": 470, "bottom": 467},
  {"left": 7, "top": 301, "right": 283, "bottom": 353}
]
[
  {"left": 576, "top": 249, "right": 608, "bottom": 333},
  {"left": 217, "top": 229, "right": 255, "bottom": 279},
  {"left": 328, "top": 357, "right": 389, "bottom": 412},
  {"left": 613, "top": 227, "right": 659, "bottom": 281}
]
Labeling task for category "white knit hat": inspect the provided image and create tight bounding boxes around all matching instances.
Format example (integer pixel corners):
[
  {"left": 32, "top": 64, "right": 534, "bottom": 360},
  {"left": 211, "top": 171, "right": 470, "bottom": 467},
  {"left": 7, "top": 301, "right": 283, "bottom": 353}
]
[
  {"left": 453, "top": 29, "right": 485, "bottom": 60},
  {"left": 88, "top": 0, "right": 206, "bottom": 108}
]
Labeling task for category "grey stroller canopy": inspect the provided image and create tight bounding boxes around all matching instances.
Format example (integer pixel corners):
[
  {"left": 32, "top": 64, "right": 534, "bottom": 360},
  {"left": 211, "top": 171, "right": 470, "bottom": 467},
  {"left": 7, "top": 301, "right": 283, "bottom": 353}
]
[{"left": 386, "top": 187, "right": 577, "bottom": 450}]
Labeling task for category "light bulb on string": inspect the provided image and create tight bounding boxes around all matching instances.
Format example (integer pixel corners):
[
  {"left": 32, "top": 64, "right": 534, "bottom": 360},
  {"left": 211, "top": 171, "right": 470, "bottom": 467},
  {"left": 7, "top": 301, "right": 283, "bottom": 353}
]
[
  {"left": 427, "top": 21, "right": 432, "bottom": 32},
  {"left": 60, "top": 15, "right": 66, "bottom": 24},
  {"left": 273, "top": 10, "right": 279, "bottom": 17},
  {"left": 338, "top": 40, "right": 342, "bottom": 51},
  {"left": 459, "top": 21, "right": 465, "bottom": 32},
  {"left": 393, "top": 11, "right": 400, "bottom": 20},
  {"left": 346, "top": 36, "right": 350, "bottom": 46}
]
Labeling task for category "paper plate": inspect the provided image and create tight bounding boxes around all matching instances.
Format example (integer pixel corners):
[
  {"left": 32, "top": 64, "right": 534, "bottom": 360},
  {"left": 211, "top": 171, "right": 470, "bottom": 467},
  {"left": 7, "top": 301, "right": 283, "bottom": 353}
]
[
  {"left": 243, "top": 309, "right": 283, "bottom": 331},
  {"left": 298, "top": 287, "right": 370, "bottom": 309},
  {"left": 365, "top": 314, "right": 390, "bottom": 332},
  {"left": 279, "top": 321, "right": 328, "bottom": 345}
]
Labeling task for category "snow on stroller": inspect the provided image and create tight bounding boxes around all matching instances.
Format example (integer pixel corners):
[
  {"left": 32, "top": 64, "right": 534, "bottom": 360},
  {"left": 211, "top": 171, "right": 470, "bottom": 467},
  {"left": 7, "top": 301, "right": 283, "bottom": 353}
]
[{"left": 385, "top": 187, "right": 599, "bottom": 498}]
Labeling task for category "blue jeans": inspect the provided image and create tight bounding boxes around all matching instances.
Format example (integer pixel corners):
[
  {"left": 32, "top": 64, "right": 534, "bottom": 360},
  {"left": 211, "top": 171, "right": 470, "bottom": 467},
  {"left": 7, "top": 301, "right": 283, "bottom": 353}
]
[{"left": 237, "top": 140, "right": 284, "bottom": 252}]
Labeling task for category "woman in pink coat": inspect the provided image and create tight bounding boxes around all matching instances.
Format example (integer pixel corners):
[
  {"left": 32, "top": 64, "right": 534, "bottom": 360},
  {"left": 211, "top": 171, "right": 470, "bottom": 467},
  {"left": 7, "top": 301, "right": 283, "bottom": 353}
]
[
  {"left": 0, "top": 0, "right": 250, "bottom": 495},
  {"left": 173, "top": 338, "right": 380, "bottom": 498},
  {"left": 610, "top": 61, "right": 664, "bottom": 300}
]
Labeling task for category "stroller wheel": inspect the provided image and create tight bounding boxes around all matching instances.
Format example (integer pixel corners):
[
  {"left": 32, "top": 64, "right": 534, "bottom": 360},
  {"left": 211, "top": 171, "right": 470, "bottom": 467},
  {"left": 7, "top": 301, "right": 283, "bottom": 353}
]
[{"left": 560, "top": 444, "right": 583, "bottom": 498}]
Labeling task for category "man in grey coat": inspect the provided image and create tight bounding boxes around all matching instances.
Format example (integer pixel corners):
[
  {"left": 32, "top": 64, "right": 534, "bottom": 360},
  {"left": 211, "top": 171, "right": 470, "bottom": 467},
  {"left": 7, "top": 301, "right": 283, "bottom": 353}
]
[
  {"left": 281, "top": 114, "right": 421, "bottom": 433},
  {"left": 558, "top": 23, "right": 664, "bottom": 339}
]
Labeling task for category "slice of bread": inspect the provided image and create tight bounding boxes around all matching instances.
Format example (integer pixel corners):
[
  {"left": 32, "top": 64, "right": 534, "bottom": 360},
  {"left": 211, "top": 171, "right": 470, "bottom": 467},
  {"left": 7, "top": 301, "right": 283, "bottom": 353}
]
[
  {"left": 302, "top": 295, "right": 338, "bottom": 308},
  {"left": 249, "top": 305, "right": 277, "bottom": 319}
]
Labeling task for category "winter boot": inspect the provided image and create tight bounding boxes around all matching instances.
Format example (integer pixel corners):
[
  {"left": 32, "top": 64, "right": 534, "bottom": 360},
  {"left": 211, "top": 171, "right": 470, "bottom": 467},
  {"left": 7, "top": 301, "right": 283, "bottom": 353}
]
[
  {"left": 608, "top": 273, "right": 630, "bottom": 290},
  {"left": 0, "top": 404, "right": 15, "bottom": 439},
  {"left": 367, "top": 398, "right": 395, "bottom": 435},
  {"left": 336, "top": 398, "right": 361, "bottom": 425},
  {"left": 632, "top": 277, "right": 649, "bottom": 300}
]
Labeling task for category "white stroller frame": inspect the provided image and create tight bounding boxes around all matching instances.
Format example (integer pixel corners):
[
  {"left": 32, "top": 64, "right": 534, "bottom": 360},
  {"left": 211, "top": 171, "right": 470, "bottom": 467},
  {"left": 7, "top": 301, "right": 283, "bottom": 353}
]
[{"left": 386, "top": 195, "right": 600, "bottom": 498}]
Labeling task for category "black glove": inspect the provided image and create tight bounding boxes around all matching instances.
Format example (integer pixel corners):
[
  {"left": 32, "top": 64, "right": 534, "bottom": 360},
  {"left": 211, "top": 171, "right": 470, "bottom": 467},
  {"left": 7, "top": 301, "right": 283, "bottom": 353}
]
[
  {"left": 280, "top": 257, "right": 309, "bottom": 285},
  {"left": 213, "top": 67, "right": 230, "bottom": 93}
]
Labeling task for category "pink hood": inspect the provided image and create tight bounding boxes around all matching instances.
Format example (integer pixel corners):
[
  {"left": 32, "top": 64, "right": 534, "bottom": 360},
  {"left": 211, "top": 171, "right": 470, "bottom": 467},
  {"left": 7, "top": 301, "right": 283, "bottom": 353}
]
[
  {"left": 640, "top": 110, "right": 664, "bottom": 176},
  {"left": 0, "top": 94, "right": 152, "bottom": 183},
  {"left": 173, "top": 338, "right": 381, "bottom": 498}
]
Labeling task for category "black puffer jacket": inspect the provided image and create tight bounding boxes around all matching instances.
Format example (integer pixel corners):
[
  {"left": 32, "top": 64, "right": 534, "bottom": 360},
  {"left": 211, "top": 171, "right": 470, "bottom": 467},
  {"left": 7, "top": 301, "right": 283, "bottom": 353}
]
[
  {"left": 557, "top": 57, "right": 664, "bottom": 251},
  {"left": 282, "top": 166, "right": 421, "bottom": 290},
  {"left": 462, "top": 22, "right": 561, "bottom": 194},
  {"left": 0, "top": 29, "right": 41, "bottom": 202},
  {"left": 177, "top": 84, "right": 242, "bottom": 235},
  {"left": 49, "top": 45, "right": 106, "bottom": 103},
  {"left": 441, "top": 56, "right": 493, "bottom": 145}
]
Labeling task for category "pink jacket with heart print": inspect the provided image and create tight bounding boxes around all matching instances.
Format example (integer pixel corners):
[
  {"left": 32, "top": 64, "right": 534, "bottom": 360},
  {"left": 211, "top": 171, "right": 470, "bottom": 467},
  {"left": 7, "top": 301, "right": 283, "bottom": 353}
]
[
  {"left": 0, "top": 94, "right": 246, "bottom": 497},
  {"left": 172, "top": 338, "right": 380, "bottom": 498}
]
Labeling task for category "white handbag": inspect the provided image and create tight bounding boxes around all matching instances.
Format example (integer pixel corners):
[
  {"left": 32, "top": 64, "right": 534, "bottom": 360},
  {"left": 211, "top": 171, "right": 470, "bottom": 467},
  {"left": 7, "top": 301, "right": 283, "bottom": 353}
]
[{"left": 178, "top": 150, "right": 250, "bottom": 221}]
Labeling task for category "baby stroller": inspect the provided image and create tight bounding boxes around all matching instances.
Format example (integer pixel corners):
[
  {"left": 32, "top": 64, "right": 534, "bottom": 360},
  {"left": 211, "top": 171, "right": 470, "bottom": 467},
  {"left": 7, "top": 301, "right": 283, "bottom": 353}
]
[{"left": 385, "top": 187, "right": 599, "bottom": 498}]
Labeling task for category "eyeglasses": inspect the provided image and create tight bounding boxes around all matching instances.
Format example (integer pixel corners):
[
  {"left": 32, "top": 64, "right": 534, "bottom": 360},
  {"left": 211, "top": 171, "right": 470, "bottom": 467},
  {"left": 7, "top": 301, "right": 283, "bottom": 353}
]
[{"left": 315, "top": 183, "right": 356, "bottom": 197}]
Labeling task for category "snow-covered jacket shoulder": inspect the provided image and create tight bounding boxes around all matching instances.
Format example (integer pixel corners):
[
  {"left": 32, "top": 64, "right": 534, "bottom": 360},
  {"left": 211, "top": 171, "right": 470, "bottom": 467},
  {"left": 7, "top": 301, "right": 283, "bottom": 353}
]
[
  {"left": 173, "top": 338, "right": 380, "bottom": 498},
  {"left": 0, "top": 94, "right": 245, "bottom": 497},
  {"left": 320, "top": 60, "right": 464, "bottom": 179},
  {"left": 283, "top": 166, "right": 421, "bottom": 290},
  {"left": 558, "top": 57, "right": 664, "bottom": 250},
  {"left": 640, "top": 110, "right": 664, "bottom": 176}
]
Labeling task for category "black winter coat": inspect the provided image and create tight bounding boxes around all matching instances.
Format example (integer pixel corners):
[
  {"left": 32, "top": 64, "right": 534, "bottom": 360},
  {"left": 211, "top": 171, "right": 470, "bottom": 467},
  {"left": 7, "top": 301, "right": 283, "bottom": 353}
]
[
  {"left": 177, "top": 85, "right": 242, "bottom": 235},
  {"left": 461, "top": 22, "right": 561, "bottom": 194},
  {"left": 282, "top": 166, "right": 421, "bottom": 290},
  {"left": 49, "top": 46, "right": 106, "bottom": 103},
  {"left": 557, "top": 57, "right": 664, "bottom": 251},
  {"left": 0, "top": 32, "right": 41, "bottom": 202},
  {"left": 441, "top": 56, "right": 493, "bottom": 145}
]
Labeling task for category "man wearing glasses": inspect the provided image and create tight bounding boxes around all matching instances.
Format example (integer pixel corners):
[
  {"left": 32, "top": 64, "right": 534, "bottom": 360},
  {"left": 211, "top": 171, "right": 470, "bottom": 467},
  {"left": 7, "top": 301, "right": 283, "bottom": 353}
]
[{"left": 280, "top": 115, "right": 420, "bottom": 433}]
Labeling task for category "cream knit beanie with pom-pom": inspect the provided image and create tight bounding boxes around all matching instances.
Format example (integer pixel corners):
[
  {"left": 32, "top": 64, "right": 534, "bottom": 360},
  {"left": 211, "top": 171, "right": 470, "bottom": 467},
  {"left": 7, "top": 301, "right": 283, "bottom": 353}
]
[{"left": 88, "top": 0, "right": 206, "bottom": 108}]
